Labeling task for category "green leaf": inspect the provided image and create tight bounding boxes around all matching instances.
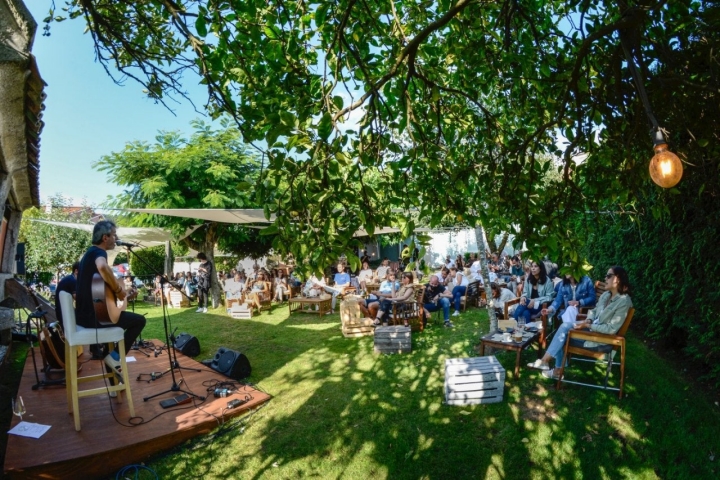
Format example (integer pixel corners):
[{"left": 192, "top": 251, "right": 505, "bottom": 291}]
[
  {"left": 195, "top": 15, "right": 207, "bottom": 37},
  {"left": 318, "top": 112, "right": 333, "bottom": 141},
  {"left": 260, "top": 224, "right": 279, "bottom": 236}
]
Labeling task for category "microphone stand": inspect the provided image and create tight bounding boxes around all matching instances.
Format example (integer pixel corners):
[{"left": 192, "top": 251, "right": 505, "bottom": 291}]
[{"left": 121, "top": 244, "right": 203, "bottom": 402}]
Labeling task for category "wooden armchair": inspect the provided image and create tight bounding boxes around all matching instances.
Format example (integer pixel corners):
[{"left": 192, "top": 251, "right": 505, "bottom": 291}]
[
  {"left": 556, "top": 307, "right": 635, "bottom": 399},
  {"left": 390, "top": 285, "right": 426, "bottom": 332},
  {"left": 460, "top": 281, "right": 481, "bottom": 312},
  {"left": 247, "top": 281, "right": 273, "bottom": 314}
]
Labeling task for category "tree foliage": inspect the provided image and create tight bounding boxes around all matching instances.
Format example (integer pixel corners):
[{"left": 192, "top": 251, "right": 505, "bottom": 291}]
[
  {"left": 19, "top": 194, "right": 93, "bottom": 279},
  {"left": 128, "top": 245, "right": 169, "bottom": 279},
  {"left": 94, "top": 119, "right": 269, "bottom": 305},
  {"left": 47, "top": 0, "right": 717, "bottom": 276}
]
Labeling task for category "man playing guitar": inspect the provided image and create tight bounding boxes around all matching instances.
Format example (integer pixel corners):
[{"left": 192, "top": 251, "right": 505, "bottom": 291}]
[{"left": 76, "top": 221, "right": 146, "bottom": 377}]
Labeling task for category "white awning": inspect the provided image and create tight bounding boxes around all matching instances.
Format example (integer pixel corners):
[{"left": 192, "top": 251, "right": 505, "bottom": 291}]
[
  {"left": 30, "top": 220, "right": 195, "bottom": 247},
  {"left": 127, "top": 208, "right": 273, "bottom": 224}
]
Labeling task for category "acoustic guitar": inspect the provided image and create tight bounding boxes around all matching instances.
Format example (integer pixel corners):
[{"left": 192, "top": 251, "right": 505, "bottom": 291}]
[{"left": 91, "top": 273, "right": 129, "bottom": 326}]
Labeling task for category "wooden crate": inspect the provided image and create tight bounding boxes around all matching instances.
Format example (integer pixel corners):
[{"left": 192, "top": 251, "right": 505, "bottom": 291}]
[
  {"left": 374, "top": 325, "right": 411, "bottom": 354},
  {"left": 444, "top": 356, "right": 505, "bottom": 405},
  {"left": 169, "top": 290, "right": 190, "bottom": 308},
  {"left": 229, "top": 304, "right": 252, "bottom": 319},
  {"left": 342, "top": 317, "right": 375, "bottom": 338}
]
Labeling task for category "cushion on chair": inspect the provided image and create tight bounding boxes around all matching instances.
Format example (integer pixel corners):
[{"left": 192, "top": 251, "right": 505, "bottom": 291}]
[{"left": 59, "top": 292, "right": 125, "bottom": 346}]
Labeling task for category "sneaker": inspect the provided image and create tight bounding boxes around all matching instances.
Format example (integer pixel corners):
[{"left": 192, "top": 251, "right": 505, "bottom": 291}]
[
  {"left": 196, "top": 307, "right": 203, "bottom": 313},
  {"left": 452, "top": 311, "right": 460, "bottom": 317},
  {"left": 444, "top": 321, "right": 454, "bottom": 328},
  {"left": 541, "top": 368, "right": 562, "bottom": 380},
  {"left": 203, "top": 307, "right": 208, "bottom": 313},
  {"left": 104, "top": 351, "right": 122, "bottom": 377}
]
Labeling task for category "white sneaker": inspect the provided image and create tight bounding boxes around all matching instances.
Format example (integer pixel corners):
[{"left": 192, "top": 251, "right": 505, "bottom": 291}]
[
  {"left": 196, "top": 307, "right": 203, "bottom": 313},
  {"left": 452, "top": 311, "right": 460, "bottom": 316},
  {"left": 203, "top": 307, "right": 208, "bottom": 313}
]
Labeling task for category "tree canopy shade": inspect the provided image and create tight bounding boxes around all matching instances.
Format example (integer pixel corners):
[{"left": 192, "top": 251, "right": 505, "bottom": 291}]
[{"left": 50, "top": 0, "right": 718, "bottom": 272}]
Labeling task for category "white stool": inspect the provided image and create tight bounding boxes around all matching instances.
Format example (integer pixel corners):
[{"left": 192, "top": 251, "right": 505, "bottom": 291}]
[{"left": 59, "top": 291, "right": 134, "bottom": 431}]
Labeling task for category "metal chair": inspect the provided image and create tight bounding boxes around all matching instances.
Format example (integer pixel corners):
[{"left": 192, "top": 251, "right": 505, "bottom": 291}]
[
  {"left": 556, "top": 307, "right": 635, "bottom": 399},
  {"left": 59, "top": 292, "right": 134, "bottom": 431}
]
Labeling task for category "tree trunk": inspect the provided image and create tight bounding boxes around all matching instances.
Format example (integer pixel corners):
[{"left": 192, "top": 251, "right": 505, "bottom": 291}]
[
  {"left": 496, "top": 232, "right": 510, "bottom": 256},
  {"left": 473, "top": 225, "right": 498, "bottom": 333}
]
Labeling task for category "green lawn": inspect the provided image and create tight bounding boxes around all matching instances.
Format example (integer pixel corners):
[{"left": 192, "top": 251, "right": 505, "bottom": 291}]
[{"left": 4, "top": 302, "right": 720, "bottom": 479}]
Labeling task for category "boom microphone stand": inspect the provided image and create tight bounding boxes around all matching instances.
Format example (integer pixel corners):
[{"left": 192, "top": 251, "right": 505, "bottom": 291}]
[{"left": 120, "top": 243, "right": 203, "bottom": 403}]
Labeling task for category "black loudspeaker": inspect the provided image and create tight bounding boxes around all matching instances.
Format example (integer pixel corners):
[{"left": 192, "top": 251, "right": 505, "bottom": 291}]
[
  {"left": 174, "top": 333, "right": 200, "bottom": 357},
  {"left": 210, "top": 347, "right": 251, "bottom": 380},
  {"left": 16, "top": 242, "right": 25, "bottom": 275}
]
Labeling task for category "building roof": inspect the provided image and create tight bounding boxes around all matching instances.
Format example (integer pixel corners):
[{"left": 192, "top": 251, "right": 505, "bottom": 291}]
[{"left": 0, "top": 0, "right": 45, "bottom": 210}]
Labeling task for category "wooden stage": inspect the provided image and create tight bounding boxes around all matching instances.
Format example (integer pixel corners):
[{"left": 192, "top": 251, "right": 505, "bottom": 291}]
[{"left": 3, "top": 340, "right": 271, "bottom": 479}]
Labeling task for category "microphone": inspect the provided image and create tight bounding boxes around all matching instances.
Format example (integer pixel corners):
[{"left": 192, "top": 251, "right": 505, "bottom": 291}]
[{"left": 116, "top": 239, "right": 137, "bottom": 248}]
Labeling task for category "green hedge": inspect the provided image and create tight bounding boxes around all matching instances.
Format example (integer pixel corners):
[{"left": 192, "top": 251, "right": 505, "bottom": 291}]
[{"left": 580, "top": 185, "right": 720, "bottom": 387}]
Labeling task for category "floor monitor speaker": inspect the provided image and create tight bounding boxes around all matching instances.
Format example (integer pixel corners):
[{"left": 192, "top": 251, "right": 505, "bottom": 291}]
[
  {"left": 210, "top": 347, "right": 251, "bottom": 380},
  {"left": 174, "top": 333, "right": 200, "bottom": 357}
]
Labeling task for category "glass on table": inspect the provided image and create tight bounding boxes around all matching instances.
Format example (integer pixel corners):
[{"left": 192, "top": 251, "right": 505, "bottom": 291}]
[{"left": 12, "top": 396, "right": 27, "bottom": 431}]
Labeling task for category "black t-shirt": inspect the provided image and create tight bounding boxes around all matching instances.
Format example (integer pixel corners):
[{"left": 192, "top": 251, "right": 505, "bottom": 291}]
[
  {"left": 76, "top": 246, "right": 108, "bottom": 328},
  {"left": 54, "top": 274, "right": 77, "bottom": 329},
  {"left": 423, "top": 284, "right": 446, "bottom": 304}
]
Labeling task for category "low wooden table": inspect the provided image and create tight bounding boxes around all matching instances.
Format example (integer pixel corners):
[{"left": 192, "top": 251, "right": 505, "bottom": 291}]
[
  {"left": 479, "top": 329, "right": 542, "bottom": 377},
  {"left": 288, "top": 296, "right": 332, "bottom": 316}
]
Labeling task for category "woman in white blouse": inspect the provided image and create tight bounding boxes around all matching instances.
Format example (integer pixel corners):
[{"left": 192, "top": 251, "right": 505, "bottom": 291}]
[{"left": 357, "top": 260, "right": 374, "bottom": 294}]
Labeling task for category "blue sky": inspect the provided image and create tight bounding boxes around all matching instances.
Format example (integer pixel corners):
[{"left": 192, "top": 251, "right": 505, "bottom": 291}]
[{"left": 27, "top": 2, "right": 208, "bottom": 207}]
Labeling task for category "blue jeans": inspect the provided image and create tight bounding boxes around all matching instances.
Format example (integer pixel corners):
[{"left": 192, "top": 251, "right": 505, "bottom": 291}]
[
  {"left": 546, "top": 322, "right": 610, "bottom": 367},
  {"left": 425, "top": 297, "right": 451, "bottom": 322},
  {"left": 513, "top": 303, "right": 541, "bottom": 324},
  {"left": 452, "top": 285, "right": 467, "bottom": 312}
]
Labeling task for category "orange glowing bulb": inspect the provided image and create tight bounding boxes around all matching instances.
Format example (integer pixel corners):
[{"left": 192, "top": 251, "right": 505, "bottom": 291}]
[{"left": 649, "top": 143, "right": 683, "bottom": 188}]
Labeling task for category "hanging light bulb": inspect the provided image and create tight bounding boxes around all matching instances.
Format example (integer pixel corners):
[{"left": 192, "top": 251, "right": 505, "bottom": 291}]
[{"left": 649, "top": 129, "right": 683, "bottom": 188}]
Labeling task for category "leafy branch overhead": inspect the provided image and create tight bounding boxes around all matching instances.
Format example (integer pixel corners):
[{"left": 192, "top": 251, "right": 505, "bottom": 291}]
[{"left": 50, "top": 0, "right": 718, "bottom": 270}]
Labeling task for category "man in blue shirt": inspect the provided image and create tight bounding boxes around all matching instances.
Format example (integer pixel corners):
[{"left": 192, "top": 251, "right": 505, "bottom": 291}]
[{"left": 323, "top": 263, "right": 352, "bottom": 313}]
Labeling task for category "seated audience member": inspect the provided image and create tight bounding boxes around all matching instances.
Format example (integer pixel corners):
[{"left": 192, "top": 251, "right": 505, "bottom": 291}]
[
  {"left": 303, "top": 274, "right": 326, "bottom": 297},
  {"left": 365, "top": 271, "right": 399, "bottom": 317},
  {"left": 225, "top": 272, "right": 245, "bottom": 304},
  {"left": 451, "top": 266, "right": 470, "bottom": 316},
  {"left": 488, "top": 253, "right": 500, "bottom": 272},
  {"left": 513, "top": 260, "right": 555, "bottom": 325},
  {"left": 528, "top": 266, "right": 633, "bottom": 379},
  {"left": 445, "top": 256, "right": 455, "bottom": 269},
  {"left": 323, "top": 262, "right": 352, "bottom": 312},
  {"left": 373, "top": 272, "right": 415, "bottom": 327},
  {"left": 508, "top": 256, "right": 523, "bottom": 292},
  {"left": 423, "top": 274, "right": 454, "bottom": 328},
  {"left": 455, "top": 254, "right": 465, "bottom": 270},
  {"left": 246, "top": 271, "right": 270, "bottom": 310},
  {"left": 274, "top": 271, "right": 289, "bottom": 302},
  {"left": 375, "top": 258, "right": 391, "bottom": 281},
  {"left": 55, "top": 262, "right": 80, "bottom": 330},
  {"left": 489, "top": 282, "right": 517, "bottom": 318},
  {"left": 437, "top": 267, "right": 451, "bottom": 287},
  {"left": 542, "top": 271, "right": 596, "bottom": 319},
  {"left": 357, "top": 260, "right": 374, "bottom": 294}
]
